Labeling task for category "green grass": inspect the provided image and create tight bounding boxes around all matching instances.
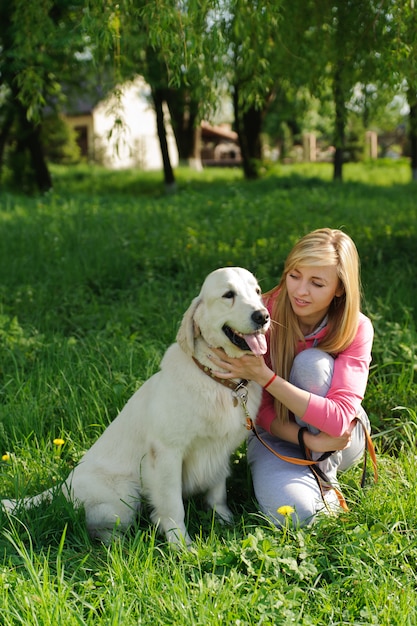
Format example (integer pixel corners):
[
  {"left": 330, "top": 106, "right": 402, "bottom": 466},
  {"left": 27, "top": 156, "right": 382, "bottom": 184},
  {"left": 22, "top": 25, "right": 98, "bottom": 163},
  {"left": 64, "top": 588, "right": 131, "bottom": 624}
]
[{"left": 0, "top": 160, "right": 416, "bottom": 624}]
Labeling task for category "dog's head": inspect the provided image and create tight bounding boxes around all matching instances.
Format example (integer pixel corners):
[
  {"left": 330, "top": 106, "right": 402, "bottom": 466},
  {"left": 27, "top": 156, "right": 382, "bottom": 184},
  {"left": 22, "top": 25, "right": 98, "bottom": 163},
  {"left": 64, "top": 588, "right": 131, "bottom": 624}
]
[{"left": 177, "top": 267, "right": 270, "bottom": 358}]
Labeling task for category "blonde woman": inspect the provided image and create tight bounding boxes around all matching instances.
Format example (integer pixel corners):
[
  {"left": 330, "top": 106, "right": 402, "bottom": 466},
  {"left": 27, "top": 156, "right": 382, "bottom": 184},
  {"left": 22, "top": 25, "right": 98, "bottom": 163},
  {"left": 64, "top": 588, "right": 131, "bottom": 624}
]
[{"left": 210, "top": 228, "right": 374, "bottom": 526}]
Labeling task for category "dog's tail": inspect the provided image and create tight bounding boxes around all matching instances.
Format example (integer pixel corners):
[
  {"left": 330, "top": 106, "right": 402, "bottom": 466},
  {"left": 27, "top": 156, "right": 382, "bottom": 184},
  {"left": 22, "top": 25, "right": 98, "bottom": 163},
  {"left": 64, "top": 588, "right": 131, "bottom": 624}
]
[{"left": 2, "top": 488, "right": 55, "bottom": 514}]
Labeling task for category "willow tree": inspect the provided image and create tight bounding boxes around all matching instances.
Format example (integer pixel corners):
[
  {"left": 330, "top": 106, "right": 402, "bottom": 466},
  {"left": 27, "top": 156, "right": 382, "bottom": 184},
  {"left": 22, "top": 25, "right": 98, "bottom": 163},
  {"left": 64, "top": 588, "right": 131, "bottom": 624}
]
[
  {"left": 0, "top": 0, "right": 90, "bottom": 191},
  {"left": 282, "top": 0, "right": 393, "bottom": 181},
  {"left": 91, "top": 0, "right": 219, "bottom": 189},
  {"left": 385, "top": 0, "right": 417, "bottom": 180},
  {"left": 140, "top": 0, "right": 285, "bottom": 180},
  {"left": 218, "top": 0, "right": 283, "bottom": 179}
]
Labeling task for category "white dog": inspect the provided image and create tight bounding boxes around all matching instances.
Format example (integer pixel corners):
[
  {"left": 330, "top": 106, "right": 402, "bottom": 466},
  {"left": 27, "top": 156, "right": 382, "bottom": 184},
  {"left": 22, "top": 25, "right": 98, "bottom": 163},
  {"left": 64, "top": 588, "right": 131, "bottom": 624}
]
[{"left": 2, "top": 267, "right": 270, "bottom": 545}]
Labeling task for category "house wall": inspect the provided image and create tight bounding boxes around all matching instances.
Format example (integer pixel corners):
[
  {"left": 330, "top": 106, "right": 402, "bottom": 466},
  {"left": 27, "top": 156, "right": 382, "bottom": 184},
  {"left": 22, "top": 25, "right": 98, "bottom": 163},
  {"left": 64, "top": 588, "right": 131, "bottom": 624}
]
[
  {"left": 93, "top": 77, "right": 178, "bottom": 170},
  {"left": 65, "top": 114, "right": 95, "bottom": 159}
]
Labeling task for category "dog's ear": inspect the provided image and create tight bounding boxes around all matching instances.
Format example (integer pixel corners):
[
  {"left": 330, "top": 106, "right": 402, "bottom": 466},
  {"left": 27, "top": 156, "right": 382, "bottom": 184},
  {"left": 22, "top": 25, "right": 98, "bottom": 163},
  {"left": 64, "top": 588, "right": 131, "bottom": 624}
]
[{"left": 176, "top": 295, "right": 201, "bottom": 355}]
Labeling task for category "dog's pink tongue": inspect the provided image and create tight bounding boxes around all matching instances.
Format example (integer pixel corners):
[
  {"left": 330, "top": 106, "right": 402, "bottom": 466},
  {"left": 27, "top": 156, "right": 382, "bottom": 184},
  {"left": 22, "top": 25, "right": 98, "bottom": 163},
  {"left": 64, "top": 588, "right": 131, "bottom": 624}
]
[{"left": 244, "top": 333, "right": 267, "bottom": 356}]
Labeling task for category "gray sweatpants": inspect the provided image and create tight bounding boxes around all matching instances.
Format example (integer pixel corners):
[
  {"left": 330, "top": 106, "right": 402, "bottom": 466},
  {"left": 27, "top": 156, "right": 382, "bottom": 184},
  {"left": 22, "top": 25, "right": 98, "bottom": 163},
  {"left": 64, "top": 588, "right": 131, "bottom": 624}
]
[{"left": 247, "top": 348, "right": 370, "bottom": 527}]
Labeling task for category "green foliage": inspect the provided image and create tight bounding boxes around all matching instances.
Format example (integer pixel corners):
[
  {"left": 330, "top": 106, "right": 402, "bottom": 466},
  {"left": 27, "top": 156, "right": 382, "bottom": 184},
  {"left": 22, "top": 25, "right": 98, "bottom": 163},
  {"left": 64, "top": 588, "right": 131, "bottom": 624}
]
[
  {"left": 0, "top": 1, "right": 87, "bottom": 122},
  {"left": 0, "top": 162, "right": 416, "bottom": 624},
  {"left": 41, "top": 116, "right": 81, "bottom": 165},
  {"left": 2, "top": 0, "right": 417, "bottom": 192}
]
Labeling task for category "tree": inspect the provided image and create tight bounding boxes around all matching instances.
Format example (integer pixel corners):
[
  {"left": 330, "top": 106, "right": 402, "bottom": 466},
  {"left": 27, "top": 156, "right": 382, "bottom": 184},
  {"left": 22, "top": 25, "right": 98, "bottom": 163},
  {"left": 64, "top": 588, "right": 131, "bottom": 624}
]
[
  {"left": 144, "top": 45, "right": 177, "bottom": 191},
  {"left": 141, "top": 0, "right": 285, "bottom": 180},
  {"left": 0, "top": 0, "right": 89, "bottom": 191},
  {"left": 384, "top": 0, "right": 417, "bottom": 179},
  {"left": 279, "top": 0, "right": 393, "bottom": 181},
  {"left": 3, "top": 0, "right": 410, "bottom": 192},
  {"left": 108, "top": 1, "right": 213, "bottom": 189},
  {"left": 219, "top": 0, "right": 283, "bottom": 178},
  {"left": 165, "top": 88, "right": 202, "bottom": 170}
]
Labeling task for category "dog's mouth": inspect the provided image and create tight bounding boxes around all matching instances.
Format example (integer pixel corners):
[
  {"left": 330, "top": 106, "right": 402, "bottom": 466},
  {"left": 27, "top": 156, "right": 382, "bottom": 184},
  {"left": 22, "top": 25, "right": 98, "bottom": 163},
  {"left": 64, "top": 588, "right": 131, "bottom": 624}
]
[{"left": 222, "top": 325, "right": 268, "bottom": 356}]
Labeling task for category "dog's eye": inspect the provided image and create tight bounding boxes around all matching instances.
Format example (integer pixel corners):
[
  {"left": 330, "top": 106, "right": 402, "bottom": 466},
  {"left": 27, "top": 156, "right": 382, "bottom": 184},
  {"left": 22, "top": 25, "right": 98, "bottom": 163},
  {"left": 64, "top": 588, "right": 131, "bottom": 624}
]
[
  {"left": 222, "top": 290, "right": 236, "bottom": 299},
  {"left": 256, "top": 287, "right": 261, "bottom": 296}
]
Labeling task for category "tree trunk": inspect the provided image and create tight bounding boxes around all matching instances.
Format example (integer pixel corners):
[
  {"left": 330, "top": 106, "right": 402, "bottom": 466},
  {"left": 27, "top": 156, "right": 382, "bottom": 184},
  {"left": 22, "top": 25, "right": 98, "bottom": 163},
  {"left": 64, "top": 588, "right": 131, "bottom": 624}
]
[
  {"left": 22, "top": 118, "right": 52, "bottom": 192},
  {"left": 189, "top": 125, "right": 202, "bottom": 172},
  {"left": 233, "top": 86, "right": 262, "bottom": 180},
  {"left": 166, "top": 89, "right": 202, "bottom": 171},
  {"left": 9, "top": 100, "right": 52, "bottom": 192},
  {"left": 332, "top": 64, "right": 346, "bottom": 182},
  {"left": 0, "top": 107, "right": 15, "bottom": 177},
  {"left": 152, "top": 88, "right": 176, "bottom": 192},
  {"left": 408, "top": 92, "right": 417, "bottom": 181}
]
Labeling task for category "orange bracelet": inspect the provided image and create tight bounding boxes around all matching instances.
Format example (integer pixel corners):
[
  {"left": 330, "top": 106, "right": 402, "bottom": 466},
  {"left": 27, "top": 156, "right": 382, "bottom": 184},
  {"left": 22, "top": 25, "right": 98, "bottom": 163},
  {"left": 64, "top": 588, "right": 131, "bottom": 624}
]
[{"left": 263, "top": 373, "right": 277, "bottom": 389}]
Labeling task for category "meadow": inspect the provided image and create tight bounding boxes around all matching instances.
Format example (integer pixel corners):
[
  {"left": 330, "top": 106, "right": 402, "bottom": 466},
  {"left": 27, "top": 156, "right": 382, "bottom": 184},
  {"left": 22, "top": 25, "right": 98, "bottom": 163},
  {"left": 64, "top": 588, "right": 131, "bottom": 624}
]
[{"left": 0, "top": 160, "right": 416, "bottom": 625}]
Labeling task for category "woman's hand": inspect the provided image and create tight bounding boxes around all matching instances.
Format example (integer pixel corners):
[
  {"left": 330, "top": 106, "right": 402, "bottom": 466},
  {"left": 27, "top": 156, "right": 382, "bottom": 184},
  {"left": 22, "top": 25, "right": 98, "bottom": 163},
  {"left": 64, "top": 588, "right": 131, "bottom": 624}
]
[
  {"left": 209, "top": 348, "right": 311, "bottom": 420},
  {"left": 270, "top": 418, "right": 355, "bottom": 452},
  {"left": 208, "top": 347, "right": 273, "bottom": 386},
  {"left": 304, "top": 425, "right": 355, "bottom": 453}
]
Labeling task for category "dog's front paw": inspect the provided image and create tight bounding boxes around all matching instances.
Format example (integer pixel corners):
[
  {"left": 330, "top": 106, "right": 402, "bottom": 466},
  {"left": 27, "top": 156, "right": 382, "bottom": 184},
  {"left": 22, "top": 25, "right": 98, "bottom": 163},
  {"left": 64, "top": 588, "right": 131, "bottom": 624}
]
[
  {"left": 213, "top": 504, "right": 234, "bottom": 525},
  {"left": 165, "top": 527, "right": 192, "bottom": 548}
]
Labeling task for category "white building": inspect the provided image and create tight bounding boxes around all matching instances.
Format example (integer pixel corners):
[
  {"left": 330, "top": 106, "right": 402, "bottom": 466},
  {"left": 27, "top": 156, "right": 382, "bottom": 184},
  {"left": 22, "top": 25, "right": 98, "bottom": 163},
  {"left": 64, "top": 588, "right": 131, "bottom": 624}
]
[{"left": 65, "top": 76, "right": 179, "bottom": 170}]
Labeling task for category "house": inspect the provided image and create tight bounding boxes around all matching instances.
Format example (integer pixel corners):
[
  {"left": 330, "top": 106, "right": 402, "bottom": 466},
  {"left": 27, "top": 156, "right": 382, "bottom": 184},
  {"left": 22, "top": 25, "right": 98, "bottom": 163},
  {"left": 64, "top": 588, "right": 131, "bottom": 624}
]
[
  {"left": 64, "top": 76, "right": 179, "bottom": 170},
  {"left": 65, "top": 76, "right": 241, "bottom": 170},
  {"left": 200, "top": 121, "right": 241, "bottom": 166}
]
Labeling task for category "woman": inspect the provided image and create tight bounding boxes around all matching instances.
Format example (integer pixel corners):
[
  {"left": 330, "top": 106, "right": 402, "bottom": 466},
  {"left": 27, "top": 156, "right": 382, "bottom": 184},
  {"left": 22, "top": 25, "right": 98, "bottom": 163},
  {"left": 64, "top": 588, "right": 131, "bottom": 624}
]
[{"left": 209, "top": 228, "right": 374, "bottom": 527}]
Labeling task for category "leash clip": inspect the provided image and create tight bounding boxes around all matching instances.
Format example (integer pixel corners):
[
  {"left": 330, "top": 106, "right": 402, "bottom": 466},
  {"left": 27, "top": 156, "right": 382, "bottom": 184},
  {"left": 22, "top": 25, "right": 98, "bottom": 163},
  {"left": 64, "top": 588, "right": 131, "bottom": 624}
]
[
  {"left": 232, "top": 382, "right": 253, "bottom": 430},
  {"left": 231, "top": 381, "right": 248, "bottom": 403}
]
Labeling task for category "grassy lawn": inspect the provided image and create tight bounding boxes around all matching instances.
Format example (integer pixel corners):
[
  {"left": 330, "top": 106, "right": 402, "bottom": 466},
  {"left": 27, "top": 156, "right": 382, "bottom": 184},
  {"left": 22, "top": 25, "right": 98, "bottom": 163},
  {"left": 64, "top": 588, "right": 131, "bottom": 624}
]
[{"left": 0, "top": 160, "right": 416, "bottom": 625}]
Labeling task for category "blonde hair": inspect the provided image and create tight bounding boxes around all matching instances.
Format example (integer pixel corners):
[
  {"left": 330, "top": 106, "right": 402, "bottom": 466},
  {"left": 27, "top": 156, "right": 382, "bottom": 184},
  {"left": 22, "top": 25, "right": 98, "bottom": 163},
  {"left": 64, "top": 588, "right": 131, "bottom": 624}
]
[{"left": 264, "top": 228, "right": 362, "bottom": 422}]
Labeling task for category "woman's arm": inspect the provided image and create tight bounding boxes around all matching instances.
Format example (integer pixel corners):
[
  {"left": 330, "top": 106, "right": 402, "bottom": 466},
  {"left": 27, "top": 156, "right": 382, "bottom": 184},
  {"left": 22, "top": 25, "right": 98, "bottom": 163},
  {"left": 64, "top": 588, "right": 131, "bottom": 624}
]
[
  {"left": 301, "top": 315, "right": 374, "bottom": 435},
  {"left": 209, "top": 314, "right": 374, "bottom": 438},
  {"left": 209, "top": 350, "right": 353, "bottom": 450},
  {"left": 269, "top": 418, "right": 353, "bottom": 452}
]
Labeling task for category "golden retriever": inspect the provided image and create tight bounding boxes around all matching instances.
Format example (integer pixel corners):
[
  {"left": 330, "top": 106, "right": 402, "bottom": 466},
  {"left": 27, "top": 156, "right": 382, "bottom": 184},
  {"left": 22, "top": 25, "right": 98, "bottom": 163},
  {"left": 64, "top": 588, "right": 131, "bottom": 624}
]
[{"left": 2, "top": 267, "right": 270, "bottom": 545}]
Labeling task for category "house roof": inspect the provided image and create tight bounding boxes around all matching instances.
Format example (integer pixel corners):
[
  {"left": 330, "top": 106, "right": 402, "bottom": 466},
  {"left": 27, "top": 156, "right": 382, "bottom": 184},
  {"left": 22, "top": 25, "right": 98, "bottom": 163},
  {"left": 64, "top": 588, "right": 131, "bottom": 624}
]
[
  {"left": 200, "top": 121, "right": 238, "bottom": 142},
  {"left": 62, "top": 82, "right": 111, "bottom": 116}
]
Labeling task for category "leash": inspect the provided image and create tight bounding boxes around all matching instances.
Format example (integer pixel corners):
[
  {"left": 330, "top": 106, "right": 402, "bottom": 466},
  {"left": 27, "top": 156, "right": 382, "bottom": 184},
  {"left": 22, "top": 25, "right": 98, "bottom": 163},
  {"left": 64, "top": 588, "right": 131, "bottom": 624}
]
[
  {"left": 296, "top": 426, "right": 348, "bottom": 511},
  {"left": 245, "top": 409, "right": 377, "bottom": 513},
  {"left": 355, "top": 415, "right": 378, "bottom": 485},
  {"left": 238, "top": 396, "right": 348, "bottom": 511},
  {"left": 192, "top": 357, "right": 377, "bottom": 513}
]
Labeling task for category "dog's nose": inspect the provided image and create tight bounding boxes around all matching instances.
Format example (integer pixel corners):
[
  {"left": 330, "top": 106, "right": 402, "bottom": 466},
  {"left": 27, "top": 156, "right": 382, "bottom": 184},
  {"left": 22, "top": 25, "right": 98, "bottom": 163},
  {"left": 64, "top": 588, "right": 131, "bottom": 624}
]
[{"left": 251, "top": 310, "right": 270, "bottom": 328}]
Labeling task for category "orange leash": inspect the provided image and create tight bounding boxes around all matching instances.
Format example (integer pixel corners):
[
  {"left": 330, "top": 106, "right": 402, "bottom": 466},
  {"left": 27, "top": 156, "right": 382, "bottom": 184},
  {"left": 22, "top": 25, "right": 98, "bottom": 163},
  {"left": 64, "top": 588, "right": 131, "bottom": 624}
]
[
  {"left": 245, "top": 415, "right": 377, "bottom": 514},
  {"left": 245, "top": 417, "right": 321, "bottom": 466},
  {"left": 246, "top": 417, "right": 349, "bottom": 511},
  {"left": 191, "top": 358, "right": 377, "bottom": 509}
]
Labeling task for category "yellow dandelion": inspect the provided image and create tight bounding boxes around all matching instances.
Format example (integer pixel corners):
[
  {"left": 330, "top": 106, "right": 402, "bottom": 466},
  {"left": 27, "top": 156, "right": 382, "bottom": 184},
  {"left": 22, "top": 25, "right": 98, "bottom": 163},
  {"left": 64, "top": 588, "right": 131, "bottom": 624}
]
[
  {"left": 53, "top": 438, "right": 65, "bottom": 447},
  {"left": 277, "top": 505, "right": 295, "bottom": 517},
  {"left": 2, "top": 453, "right": 10, "bottom": 462}
]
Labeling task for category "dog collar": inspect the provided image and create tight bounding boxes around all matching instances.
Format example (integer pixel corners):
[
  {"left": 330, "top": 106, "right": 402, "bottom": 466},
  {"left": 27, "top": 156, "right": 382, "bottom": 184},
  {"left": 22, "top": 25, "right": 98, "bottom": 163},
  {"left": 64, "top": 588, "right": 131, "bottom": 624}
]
[{"left": 192, "top": 357, "right": 249, "bottom": 393}]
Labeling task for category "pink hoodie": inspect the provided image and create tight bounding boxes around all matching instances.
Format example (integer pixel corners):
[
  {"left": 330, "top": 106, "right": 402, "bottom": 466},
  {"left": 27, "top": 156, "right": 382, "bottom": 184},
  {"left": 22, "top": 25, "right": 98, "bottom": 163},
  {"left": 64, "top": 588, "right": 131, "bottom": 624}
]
[{"left": 256, "top": 301, "right": 374, "bottom": 437}]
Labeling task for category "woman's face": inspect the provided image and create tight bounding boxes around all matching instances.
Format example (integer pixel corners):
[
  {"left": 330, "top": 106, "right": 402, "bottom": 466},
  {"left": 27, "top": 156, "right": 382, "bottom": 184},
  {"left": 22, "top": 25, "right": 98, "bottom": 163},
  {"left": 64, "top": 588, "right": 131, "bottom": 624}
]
[{"left": 286, "top": 265, "right": 344, "bottom": 330}]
